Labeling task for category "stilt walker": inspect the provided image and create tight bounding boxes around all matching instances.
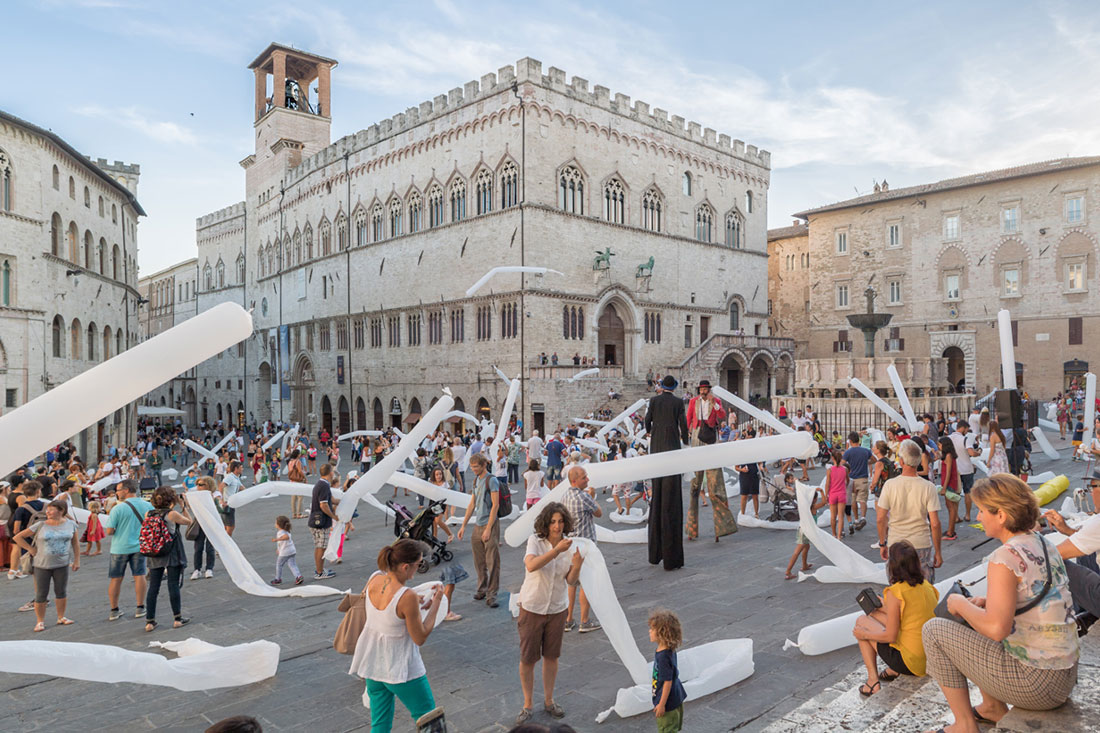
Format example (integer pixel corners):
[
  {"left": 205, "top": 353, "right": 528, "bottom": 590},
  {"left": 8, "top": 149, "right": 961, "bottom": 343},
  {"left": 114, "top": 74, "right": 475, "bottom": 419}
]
[{"left": 644, "top": 375, "right": 689, "bottom": 570}]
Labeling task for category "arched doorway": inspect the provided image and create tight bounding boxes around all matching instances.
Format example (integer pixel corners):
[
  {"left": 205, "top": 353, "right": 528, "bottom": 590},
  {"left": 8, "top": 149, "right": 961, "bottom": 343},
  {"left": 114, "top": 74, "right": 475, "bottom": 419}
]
[
  {"left": 257, "top": 362, "right": 273, "bottom": 423},
  {"left": 718, "top": 351, "right": 747, "bottom": 397},
  {"left": 237, "top": 401, "right": 244, "bottom": 427},
  {"left": 749, "top": 355, "right": 772, "bottom": 403},
  {"left": 373, "top": 398, "right": 384, "bottom": 430},
  {"left": 216, "top": 404, "right": 223, "bottom": 423},
  {"left": 292, "top": 355, "right": 314, "bottom": 426},
  {"left": 389, "top": 397, "right": 402, "bottom": 429},
  {"left": 407, "top": 398, "right": 422, "bottom": 428},
  {"left": 452, "top": 396, "right": 467, "bottom": 434},
  {"left": 186, "top": 386, "right": 197, "bottom": 427},
  {"left": 943, "top": 346, "right": 965, "bottom": 392},
  {"left": 476, "top": 397, "right": 491, "bottom": 422},
  {"left": 321, "top": 396, "right": 333, "bottom": 434},
  {"left": 338, "top": 396, "right": 350, "bottom": 435},
  {"left": 356, "top": 397, "right": 366, "bottom": 430},
  {"left": 597, "top": 304, "right": 626, "bottom": 367}
]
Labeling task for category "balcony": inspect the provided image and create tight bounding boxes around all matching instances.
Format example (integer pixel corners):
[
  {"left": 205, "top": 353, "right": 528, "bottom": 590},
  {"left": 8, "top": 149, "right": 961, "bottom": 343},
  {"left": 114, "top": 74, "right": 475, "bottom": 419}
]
[{"left": 528, "top": 364, "right": 624, "bottom": 380}]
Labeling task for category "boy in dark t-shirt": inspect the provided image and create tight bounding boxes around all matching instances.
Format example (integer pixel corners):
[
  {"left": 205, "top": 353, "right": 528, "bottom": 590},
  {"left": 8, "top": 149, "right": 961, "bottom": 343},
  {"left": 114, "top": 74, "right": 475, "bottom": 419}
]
[{"left": 649, "top": 609, "right": 687, "bottom": 732}]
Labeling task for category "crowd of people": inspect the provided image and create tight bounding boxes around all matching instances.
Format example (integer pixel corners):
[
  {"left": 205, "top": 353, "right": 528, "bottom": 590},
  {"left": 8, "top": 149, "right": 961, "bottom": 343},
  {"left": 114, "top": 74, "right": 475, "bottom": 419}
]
[{"left": 2, "top": 380, "right": 1098, "bottom": 732}]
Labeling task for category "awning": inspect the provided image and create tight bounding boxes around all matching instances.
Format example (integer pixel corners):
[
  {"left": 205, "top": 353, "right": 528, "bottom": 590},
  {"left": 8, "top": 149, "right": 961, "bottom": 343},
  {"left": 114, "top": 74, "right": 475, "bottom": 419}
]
[
  {"left": 137, "top": 406, "right": 185, "bottom": 417},
  {"left": 404, "top": 413, "right": 422, "bottom": 424}
]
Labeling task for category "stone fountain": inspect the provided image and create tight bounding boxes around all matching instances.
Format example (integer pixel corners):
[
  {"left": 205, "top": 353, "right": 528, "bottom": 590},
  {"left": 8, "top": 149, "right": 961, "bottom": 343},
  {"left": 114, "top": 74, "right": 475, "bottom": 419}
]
[{"left": 846, "top": 286, "right": 893, "bottom": 357}]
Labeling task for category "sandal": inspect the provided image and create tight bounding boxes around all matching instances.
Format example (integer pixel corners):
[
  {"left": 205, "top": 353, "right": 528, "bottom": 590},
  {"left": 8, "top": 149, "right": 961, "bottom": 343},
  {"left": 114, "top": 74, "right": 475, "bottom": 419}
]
[
  {"left": 514, "top": 708, "right": 533, "bottom": 726},
  {"left": 858, "top": 680, "right": 880, "bottom": 697},
  {"left": 145, "top": 620, "right": 158, "bottom": 632},
  {"left": 879, "top": 668, "right": 899, "bottom": 682},
  {"left": 802, "top": 563, "right": 813, "bottom": 571},
  {"left": 784, "top": 572, "right": 797, "bottom": 580},
  {"left": 56, "top": 617, "right": 74, "bottom": 626},
  {"left": 173, "top": 617, "right": 191, "bottom": 628},
  {"left": 943, "top": 533, "right": 958, "bottom": 541},
  {"left": 33, "top": 621, "right": 46, "bottom": 632},
  {"left": 972, "top": 706, "right": 997, "bottom": 725}
]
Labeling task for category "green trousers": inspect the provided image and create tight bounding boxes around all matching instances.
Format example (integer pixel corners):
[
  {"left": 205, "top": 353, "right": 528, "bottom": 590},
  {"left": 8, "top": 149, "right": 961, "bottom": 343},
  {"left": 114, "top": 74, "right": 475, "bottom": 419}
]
[
  {"left": 656, "top": 704, "right": 684, "bottom": 732},
  {"left": 366, "top": 675, "right": 435, "bottom": 733}
]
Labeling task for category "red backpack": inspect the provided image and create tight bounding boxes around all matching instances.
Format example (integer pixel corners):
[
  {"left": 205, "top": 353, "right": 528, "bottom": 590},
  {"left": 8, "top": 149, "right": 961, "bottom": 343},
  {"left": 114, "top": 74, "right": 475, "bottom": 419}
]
[{"left": 138, "top": 508, "right": 176, "bottom": 557}]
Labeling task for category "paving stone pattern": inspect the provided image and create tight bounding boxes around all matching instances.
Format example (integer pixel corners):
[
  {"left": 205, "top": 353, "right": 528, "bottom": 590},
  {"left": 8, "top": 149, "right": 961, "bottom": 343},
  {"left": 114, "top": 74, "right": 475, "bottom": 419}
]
[{"left": 0, "top": 437, "right": 1091, "bottom": 732}]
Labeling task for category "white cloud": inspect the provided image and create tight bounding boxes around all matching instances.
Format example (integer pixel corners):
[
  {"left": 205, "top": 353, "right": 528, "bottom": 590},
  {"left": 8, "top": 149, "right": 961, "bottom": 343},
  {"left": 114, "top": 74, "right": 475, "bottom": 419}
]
[{"left": 76, "top": 105, "right": 198, "bottom": 145}]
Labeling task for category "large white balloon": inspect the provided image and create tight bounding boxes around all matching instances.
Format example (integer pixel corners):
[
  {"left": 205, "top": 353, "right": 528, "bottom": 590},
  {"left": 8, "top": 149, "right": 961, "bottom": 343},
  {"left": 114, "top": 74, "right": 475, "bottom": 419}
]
[
  {"left": 848, "top": 377, "right": 908, "bottom": 429},
  {"left": 1084, "top": 372, "right": 1097, "bottom": 448},
  {"left": 886, "top": 364, "right": 921, "bottom": 433},
  {"left": 1031, "top": 427, "right": 1060, "bottom": 460},
  {"left": 997, "top": 309, "right": 1017, "bottom": 390},
  {"left": 0, "top": 637, "right": 279, "bottom": 691},
  {"left": 0, "top": 302, "right": 251, "bottom": 479},
  {"left": 794, "top": 481, "right": 887, "bottom": 584},
  {"left": 595, "top": 399, "right": 648, "bottom": 441},
  {"left": 491, "top": 377, "right": 521, "bottom": 449},
  {"left": 711, "top": 386, "right": 791, "bottom": 435}
]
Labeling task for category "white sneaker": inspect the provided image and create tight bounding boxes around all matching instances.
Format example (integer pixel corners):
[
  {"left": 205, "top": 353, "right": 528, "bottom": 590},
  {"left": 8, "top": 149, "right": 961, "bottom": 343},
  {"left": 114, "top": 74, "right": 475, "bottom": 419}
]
[
  {"left": 8, "top": 570, "right": 27, "bottom": 580},
  {"left": 204, "top": 570, "right": 214, "bottom": 579},
  {"left": 190, "top": 570, "right": 201, "bottom": 580}
]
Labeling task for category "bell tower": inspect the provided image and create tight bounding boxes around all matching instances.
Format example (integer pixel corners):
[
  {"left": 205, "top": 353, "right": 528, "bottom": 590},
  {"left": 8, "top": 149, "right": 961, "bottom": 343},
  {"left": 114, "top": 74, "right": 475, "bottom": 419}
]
[{"left": 242, "top": 43, "right": 338, "bottom": 197}]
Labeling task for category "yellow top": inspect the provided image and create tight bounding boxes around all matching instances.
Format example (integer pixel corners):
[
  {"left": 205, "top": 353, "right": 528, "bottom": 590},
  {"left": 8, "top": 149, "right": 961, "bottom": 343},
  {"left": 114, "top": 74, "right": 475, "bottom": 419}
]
[{"left": 886, "top": 580, "right": 939, "bottom": 676}]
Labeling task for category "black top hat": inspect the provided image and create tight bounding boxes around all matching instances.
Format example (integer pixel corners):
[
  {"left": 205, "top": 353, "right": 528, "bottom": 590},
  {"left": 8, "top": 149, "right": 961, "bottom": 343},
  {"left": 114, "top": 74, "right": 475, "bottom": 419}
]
[
  {"left": 660, "top": 375, "right": 678, "bottom": 390},
  {"left": 698, "top": 379, "right": 712, "bottom": 389}
]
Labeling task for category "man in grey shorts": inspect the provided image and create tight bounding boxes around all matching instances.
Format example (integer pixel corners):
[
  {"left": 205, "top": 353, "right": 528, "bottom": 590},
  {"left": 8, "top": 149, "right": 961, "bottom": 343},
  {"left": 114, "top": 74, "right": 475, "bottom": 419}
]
[{"left": 876, "top": 439, "right": 943, "bottom": 581}]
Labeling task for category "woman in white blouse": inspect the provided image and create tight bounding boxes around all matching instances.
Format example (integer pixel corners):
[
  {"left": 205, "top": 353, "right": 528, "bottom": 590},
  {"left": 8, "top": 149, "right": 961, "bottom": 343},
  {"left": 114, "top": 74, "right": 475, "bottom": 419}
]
[{"left": 514, "top": 502, "right": 584, "bottom": 726}]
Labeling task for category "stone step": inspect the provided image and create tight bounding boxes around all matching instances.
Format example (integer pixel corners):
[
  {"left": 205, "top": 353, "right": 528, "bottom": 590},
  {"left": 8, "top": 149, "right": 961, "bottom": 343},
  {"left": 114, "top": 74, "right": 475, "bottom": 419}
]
[{"left": 761, "top": 630, "right": 1098, "bottom": 733}]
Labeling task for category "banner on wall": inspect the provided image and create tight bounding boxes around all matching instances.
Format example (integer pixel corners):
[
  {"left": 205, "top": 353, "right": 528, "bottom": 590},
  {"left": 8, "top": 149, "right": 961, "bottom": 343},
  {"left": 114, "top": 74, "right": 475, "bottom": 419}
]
[
  {"left": 337, "top": 355, "right": 345, "bottom": 385},
  {"left": 268, "top": 329, "right": 279, "bottom": 404},
  {"left": 278, "top": 325, "right": 291, "bottom": 401}
]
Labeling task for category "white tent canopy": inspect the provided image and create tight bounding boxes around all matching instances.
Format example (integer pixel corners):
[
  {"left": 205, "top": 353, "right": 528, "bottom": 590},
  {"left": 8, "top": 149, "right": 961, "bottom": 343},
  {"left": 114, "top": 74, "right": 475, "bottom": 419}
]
[{"left": 137, "top": 406, "right": 185, "bottom": 417}]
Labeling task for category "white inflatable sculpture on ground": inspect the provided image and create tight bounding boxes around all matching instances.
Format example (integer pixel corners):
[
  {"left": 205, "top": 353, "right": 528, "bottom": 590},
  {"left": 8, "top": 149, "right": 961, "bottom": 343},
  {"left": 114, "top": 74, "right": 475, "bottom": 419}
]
[
  {"left": 0, "top": 637, "right": 280, "bottom": 690},
  {"left": 794, "top": 482, "right": 887, "bottom": 585},
  {"left": 711, "top": 385, "right": 792, "bottom": 435},
  {"left": 1031, "top": 428, "right": 1060, "bottom": 460}
]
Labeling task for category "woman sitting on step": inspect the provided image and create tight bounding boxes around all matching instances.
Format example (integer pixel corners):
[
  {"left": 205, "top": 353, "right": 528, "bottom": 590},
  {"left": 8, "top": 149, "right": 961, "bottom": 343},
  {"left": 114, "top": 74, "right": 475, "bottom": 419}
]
[
  {"left": 921, "top": 474, "right": 1078, "bottom": 733},
  {"left": 851, "top": 540, "right": 939, "bottom": 696}
]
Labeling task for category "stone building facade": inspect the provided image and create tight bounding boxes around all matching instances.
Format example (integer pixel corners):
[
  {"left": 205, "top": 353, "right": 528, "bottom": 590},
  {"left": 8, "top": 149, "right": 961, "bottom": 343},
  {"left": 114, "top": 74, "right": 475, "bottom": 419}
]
[
  {"left": 138, "top": 257, "right": 197, "bottom": 423},
  {"left": 0, "top": 109, "right": 143, "bottom": 459},
  {"left": 165, "top": 44, "right": 792, "bottom": 434},
  {"left": 767, "top": 221, "right": 810, "bottom": 362},
  {"left": 791, "top": 157, "right": 1100, "bottom": 400}
]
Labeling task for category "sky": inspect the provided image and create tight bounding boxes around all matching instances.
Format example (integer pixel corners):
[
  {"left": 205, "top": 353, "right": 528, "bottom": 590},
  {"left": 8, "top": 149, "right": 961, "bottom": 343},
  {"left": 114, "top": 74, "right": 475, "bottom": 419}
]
[{"left": 6, "top": 0, "right": 1100, "bottom": 274}]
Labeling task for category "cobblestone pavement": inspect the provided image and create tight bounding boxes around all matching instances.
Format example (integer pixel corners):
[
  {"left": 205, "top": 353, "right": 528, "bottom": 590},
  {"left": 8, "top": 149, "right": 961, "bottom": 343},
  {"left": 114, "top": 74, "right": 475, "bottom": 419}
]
[{"left": 0, "top": 437, "right": 1086, "bottom": 732}]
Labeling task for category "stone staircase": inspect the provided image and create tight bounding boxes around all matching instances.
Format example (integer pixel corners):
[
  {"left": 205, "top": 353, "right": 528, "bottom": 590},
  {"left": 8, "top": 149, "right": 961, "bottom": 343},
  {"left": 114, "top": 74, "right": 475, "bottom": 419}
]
[
  {"left": 673, "top": 332, "right": 795, "bottom": 391},
  {"left": 759, "top": 631, "right": 1099, "bottom": 733}
]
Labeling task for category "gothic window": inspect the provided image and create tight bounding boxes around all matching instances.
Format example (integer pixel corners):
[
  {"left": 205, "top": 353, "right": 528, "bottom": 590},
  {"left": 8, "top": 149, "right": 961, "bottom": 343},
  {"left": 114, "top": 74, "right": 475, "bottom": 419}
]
[
  {"left": 0, "top": 149, "right": 11, "bottom": 212},
  {"left": 745, "top": 190, "right": 753, "bottom": 213},
  {"left": 729, "top": 302, "right": 740, "bottom": 331},
  {"left": 428, "top": 185, "right": 444, "bottom": 227},
  {"left": 353, "top": 317, "right": 365, "bottom": 349},
  {"left": 682, "top": 172, "right": 692, "bottom": 196},
  {"left": 644, "top": 312, "right": 662, "bottom": 343},
  {"left": 450, "top": 308, "right": 465, "bottom": 342},
  {"left": 293, "top": 230, "right": 301, "bottom": 265},
  {"left": 320, "top": 219, "right": 332, "bottom": 255},
  {"left": 389, "top": 198, "right": 403, "bottom": 237},
  {"left": 559, "top": 165, "right": 584, "bottom": 214},
  {"left": 450, "top": 179, "right": 467, "bottom": 222},
  {"left": 67, "top": 221, "right": 78, "bottom": 262},
  {"left": 84, "top": 231, "right": 93, "bottom": 269},
  {"left": 237, "top": 254, "right": 245, "bottom": 283},
  {"left": 319, "top": 322, "right": 331, "bottom": 350},
  {"left": 87, "top": 322, "right": 97, "bottom": 361},
  {"left": 52, "top": 315, "right": 63, "bottom": 357},
  {"left": 562, "top": 305, "right": 585, "bottom": 339},
  {"left": 1, "top": 260, "right": 10, "bottom": 307},
  {"left": 257, "top": 246, "right": 265, "bottom": 278},
  {"left": 103, "top": 326, "right": 111, "bottom": 359},
  {"left": 642, "top": 188, "right": 662, "bottom": 232},
  {"left": 500, "top": 302, "right": 518, "bottom": 338},
  {"left": 500, "top": 161, "right": 518, "bottom": 208},
  {"left": 98, "top": 196, "right": 104, "bottom": 217},
  {"left": 369, "top": 317, "right": 382, "bottom": 348},
  {"left": 562, "top": 305, "right": 569, "bottom": 339},
  {"left": 407, "top": 192, "right": 423, "bottom": 233},
  {"left": 476, "top": 304, "right": 492, "bottom": 341},
  {"left": 604, "top": 178, "right": 625, "bottom": 224},
  {"left": 475, "top": 168, "right": 492, "bottom": 214},
  {"left": 116, "top": 329, "right": 122, "bottom": 355},
  {"left": 111, "top": 204, "right": 117, "bottom": 223},
  {"left": 695, "top": 204, "right": 714, "bottom": 243},
  {"left": 388, "top": 316, "right": 401, "bottom": 347},
  {"left": 51, "top": 213, "right": 61, "bottom": 256},
  {"left": 371, "top": 205, "right": 383, "bottom": 241},
  {"left": 52, "top": 165, "right": 59, "bottom": 190},
  {"left": 725, "top": 211, "right": 743, "bottom": 249},
  {"left": 203, "top": 264, "right": 212, "bottom": 291},
  {"left": 407, "top": 313, "right": 421, "bottom": 346},
  {"left": 83, "top": 186, "right": 90, "bottom": 208},
  {"left": 336, "top": 319, "right": 348, "bottom": 349},
  {"left": 336, "top": 213, "right": 348, "bottom": 250},
  {"left": 303, "top": 223, "right": 313, "bottom": 260},
  {"left": 355, "top": 208, "right": 368, "bottom": 246},
  {"left": 428, "top": 309, "right": 444, "bottom": 344},
  {"left": 70, "top": 318, "right": 81, "bottom": 359},
  {"left": 99, "top": 238, "right": 106, "bottom": 273},
  {"left": 216, "top": 259, "right": 225, "bottom": 288}
]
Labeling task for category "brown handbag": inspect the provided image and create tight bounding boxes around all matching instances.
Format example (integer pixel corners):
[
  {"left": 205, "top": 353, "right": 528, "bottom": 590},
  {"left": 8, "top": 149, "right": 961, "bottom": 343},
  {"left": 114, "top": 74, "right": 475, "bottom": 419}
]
[{"left": 333, "top": 587, "right": 367, "bottom": 655}]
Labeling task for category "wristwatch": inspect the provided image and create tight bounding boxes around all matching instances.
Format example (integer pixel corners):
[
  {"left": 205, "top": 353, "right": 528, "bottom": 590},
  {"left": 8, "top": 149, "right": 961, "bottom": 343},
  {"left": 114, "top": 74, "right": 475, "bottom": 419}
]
[{"left": 878, "top": 541, "right": 886, "bottom": 548}]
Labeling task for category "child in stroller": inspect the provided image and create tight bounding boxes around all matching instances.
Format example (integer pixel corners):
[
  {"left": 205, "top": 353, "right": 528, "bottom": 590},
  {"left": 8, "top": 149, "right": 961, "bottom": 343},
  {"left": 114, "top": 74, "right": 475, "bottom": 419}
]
[
  {"left": 764, "top": 472, "right": 799, "bottom": 522},
  {"left": 385, "top": 498, "right": 453, "bottom": 573}
]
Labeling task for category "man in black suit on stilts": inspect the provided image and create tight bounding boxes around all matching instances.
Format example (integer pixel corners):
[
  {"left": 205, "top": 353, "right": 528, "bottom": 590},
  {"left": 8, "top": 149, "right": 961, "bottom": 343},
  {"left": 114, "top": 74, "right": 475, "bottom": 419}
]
[{"left": 644, "top": 374, "right": 689, "bottom": 570}]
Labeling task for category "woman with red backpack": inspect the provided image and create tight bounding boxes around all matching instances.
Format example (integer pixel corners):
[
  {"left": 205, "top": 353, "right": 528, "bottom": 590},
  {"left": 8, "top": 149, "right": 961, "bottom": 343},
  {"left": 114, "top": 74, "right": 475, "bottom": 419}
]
[{"left": 142, "top": 487, "right": 193, "bottom": 632}]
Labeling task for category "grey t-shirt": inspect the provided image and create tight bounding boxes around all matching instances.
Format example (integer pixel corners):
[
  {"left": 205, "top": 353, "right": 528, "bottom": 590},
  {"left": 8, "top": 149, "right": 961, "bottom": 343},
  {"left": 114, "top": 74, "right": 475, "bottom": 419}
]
[{"left": 29, "top": 519, "right": 77, "bottom": 569}]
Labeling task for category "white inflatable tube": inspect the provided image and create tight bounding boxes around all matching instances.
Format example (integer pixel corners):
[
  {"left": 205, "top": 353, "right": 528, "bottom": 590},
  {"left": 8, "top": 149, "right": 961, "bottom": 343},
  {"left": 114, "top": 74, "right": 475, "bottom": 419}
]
[
  {"left": 1026, "top": 471, "right": 1056, "bottom": 485},
  {"left": 1031, "top": 428, "right": 1060, "bottom": 460},
  {"left": 849, "top": 378, "right": 908, "bottom": 429},
  {"left": 183, "top": 439, "right": 215, "bottom": 461},
  {"left": 261, "top": 430, "right": 285, "bottom": 452},
  {"left": 338, "top": 430, "right": 383, "bottom": 441},
  {"left": 507, "top": 431, "right": 815, "bottom": 546},
  {"left": 1084, "top": 373, "right": 1097, "bottom": 449},
  {"left": 794, "top": 481, "right": 887, "bottom": 584},
  {"left": 491, "top": 377, "right": 521, "bottom": 449},
  {"left": 886, "top": 364, "right": 922, "bottom": 433},
  {"left": 596, "top": 399, "right": 648, "bottom": 441},
  {"left": 997, "top": 309, "right": 1017, "bottom": 390},
  {"left": 465, "top": 266, "right": 563, "bottom": 297},
  {"left": 210, "top": 430, "right": 237, "bottom": 455},
  {"left": 188, "top": 490, "right": 344, "bottom": 597},
  {"left": 0, "top": 302, "right": 251, "bottom": 479},
  {"left": 568, "top": 367, "right": 600, "bottom": 383},
  {"left": 326, "top": 393, "right": 454, "bottom": 561},
  {"left": 442, "top": 411, "right": 478, "bottom": 424},
  {"left": 492, "top": 366, "right": 517, "bottom": 392},
  {"left": 574, "top": 418, "right": 609, "bottom": 426},
  {"left": 0, "top": 637, "right": 280, "bottom": 691},
  {"left": 281, "top": 425, "right": 299, "bottom": 455},
  {"left": 575, "top": 438, "right": 611, "bottom": 455},
  {"left": 711, "top": 386, "right": 791, "bottom": 435},
  {"left": 593, "top": 524, "right": 648, "bottom": 543},
  {"left": 608, "top": 507, "right": 648, "bottom": 524}
]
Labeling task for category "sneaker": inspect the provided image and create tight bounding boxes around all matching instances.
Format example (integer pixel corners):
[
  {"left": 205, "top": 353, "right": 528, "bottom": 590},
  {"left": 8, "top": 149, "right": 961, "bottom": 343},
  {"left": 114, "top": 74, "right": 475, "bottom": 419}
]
[
  {"left": 18, "top": 601, "right": 35, "bottom": 612},
  {"left": 443, "top": 611, "right": 462, "bottom": 622},
  {"left": 579, "top": 620, "right": 602, "bottom": 633},
  {"left": 544, "top": 701, "right": 566, "bottom": 718},
  {"left": 8, "top": 570, "right": 27, "bottom": 580},
  {"left": 271, "top": 578, "right": 283, "bottom": 585},
  {"left": 563, "top": 619, "right": 577, "bottom": 632},
  {"left": 855, "top": 518, "right": 867, "bottom": 531},
  {"left": 314, "top": 569, "right": 336, "bottom": 579},
  {"left": 294, "top": 576, "right": 304, "bottom": 585},
  {"left": 134, "top": 606, "right": 145, "bottom": 618},
  {"left": 848, "top": 523, "right": 855, "bottom": 535},
  {"left": 487, "top": 598, "right": 499, "bottom": 608},
  {"left": 472, "top": 591, "right": 486, "bottom": 601},
  {"left": 204, "top": 570, "right": 214, "bottom": 579},
  {"left": 415, "top": 707, "right": 447, "bottom": 733},
  {"left": 190, "top": 570, "right": 201, "bottom": 581},
  {"left": 108, "top": 608, "right": 122, "bottom": 621}
]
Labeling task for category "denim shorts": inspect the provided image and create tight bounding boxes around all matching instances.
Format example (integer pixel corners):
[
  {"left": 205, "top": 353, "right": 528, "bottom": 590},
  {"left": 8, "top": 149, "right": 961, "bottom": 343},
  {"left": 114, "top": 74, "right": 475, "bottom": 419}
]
[
  {"left": 108, "top": 552, "right": 147, "bottom": 578},
  {"left": 960, "top": 472, "right": 975, "bottom": 494}
]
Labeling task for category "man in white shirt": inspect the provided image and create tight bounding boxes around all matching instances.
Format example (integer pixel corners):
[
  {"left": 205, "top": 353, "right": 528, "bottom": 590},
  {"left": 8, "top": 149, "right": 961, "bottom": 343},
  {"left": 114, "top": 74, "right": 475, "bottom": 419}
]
[
  {"left": 1044, "top": 473, "right": 1100, "bottom": 627},
  {"left": 948, "top": 422, "right": 980, "bottom": 521},
  {"left": 967, "top": 406, "right": 982, "bottom": 436},
  {"left": 526, "top": 430, "right": 544, "bottom": 465},
  {"left": 876, "top": 439, "right": 943, "bottom": 581}
]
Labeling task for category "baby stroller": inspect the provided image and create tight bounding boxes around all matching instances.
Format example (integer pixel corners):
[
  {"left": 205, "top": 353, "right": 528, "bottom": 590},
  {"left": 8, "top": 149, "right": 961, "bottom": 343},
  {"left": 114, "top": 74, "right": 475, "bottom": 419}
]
[
  {"left": 764, "top": 476, "right": 799, "bottom": 522},
  {"left": 814, "top": 435, "right": 832, "bottom": 463},
  {"left": 386, "top": 498, "right": 453, "bottom": 573}
]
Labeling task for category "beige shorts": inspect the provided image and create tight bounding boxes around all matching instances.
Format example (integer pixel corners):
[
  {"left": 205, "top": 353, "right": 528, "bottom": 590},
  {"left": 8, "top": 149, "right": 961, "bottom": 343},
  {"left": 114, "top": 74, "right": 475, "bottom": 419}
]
[{"left": 850, "top": 478, "right": 869, "bottom": 504}]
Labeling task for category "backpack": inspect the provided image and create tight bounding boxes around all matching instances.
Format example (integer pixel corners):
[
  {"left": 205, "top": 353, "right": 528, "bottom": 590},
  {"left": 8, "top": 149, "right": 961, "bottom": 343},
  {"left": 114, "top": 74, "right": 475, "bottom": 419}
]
[
  {"left": 138, "top": 507, "right": 176, "bottom": 557},
  {"left": 490, "top": 476, "right": 513, "bottom": 518}
]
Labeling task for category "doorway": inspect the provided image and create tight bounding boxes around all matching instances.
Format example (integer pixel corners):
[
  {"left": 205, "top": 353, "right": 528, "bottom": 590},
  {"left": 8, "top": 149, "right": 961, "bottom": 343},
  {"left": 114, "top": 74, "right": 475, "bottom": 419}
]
[
  {"left": 597, "top": 304, "right": 625, "bottom": 366},
  {"left": 943, "top": 346, "right": 965, "bottom": 392}
]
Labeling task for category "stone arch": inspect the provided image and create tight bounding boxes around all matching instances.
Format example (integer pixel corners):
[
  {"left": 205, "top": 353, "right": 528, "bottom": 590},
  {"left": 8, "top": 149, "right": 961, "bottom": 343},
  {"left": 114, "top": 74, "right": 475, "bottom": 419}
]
[
  {"left": 291, "top": 354, "right": 314, "bottom": 425},
  {"left": 929, "top": 330, "right": 976, "bottom": 393},
  {"left": 748, "top": 353, "right": 772, "bottom": 401},
  {"left": 1054, "top": 230, "right": 1097, "bottom": 287},
  {"left": 338, "top": 395, "right": 351, "bottom": 435},
  {"left": 594, "top": 288, "right": 640, "bottom": 374},
  {"left": 356, "top": 397, "right": 367, "bottom": 430},
  {"left": 407, "top": 397, "right": 423, "bottom": 428},
  {"left": 776, "top": 351, "right": 795, "bottom": 394},
  {"left": 476, "top": 397, "right": 491, "bottom": 421},
  {"left": 373, "top": 397, "right": 384, "bottom": 430},
  {"left": 717, "top": 348, "right": 749, "bottom": 396},
  {"left": 990, "top": 236, "right": 1030, "bottom": 289}
]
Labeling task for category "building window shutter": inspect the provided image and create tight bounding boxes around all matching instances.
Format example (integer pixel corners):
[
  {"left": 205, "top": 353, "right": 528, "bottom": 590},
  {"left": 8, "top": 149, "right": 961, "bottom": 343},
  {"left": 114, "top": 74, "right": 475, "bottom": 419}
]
[
  {"left": 898, "top": 338, "right": 905, "bottom": 350},
  {"left": 1011, "top": 320, "right": 1018, "bottom": 347},
  {"left": 1070, "top": 317, "right": 1083, "bottom": 345},
  {"left": 833, "top": 341, "right": 839, "bottom": 353}
]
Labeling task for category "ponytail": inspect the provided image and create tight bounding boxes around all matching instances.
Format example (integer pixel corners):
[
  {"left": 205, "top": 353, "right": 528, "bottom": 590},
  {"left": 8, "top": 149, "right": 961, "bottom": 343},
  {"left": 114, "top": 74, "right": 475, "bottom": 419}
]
[{"left": 377, "top": 538, "right": 425, "bottom": 572}]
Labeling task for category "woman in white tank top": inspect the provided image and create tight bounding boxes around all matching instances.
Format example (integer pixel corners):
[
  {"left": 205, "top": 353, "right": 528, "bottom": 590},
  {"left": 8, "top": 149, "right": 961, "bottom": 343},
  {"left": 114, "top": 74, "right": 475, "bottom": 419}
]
[{"left": 349, "top": 538, "right": 446, "bottom": 733}]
